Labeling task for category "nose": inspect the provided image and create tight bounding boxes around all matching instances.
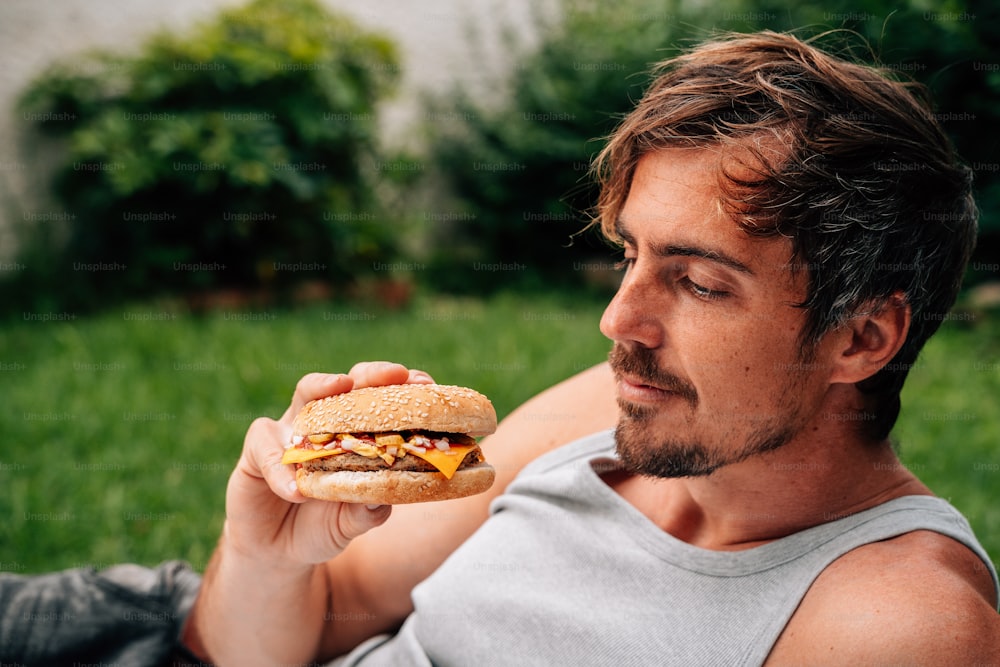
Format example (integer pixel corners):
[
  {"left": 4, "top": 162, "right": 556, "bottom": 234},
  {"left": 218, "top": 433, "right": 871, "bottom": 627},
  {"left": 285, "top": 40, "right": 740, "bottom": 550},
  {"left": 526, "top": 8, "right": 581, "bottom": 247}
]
[{"left": 599, "top": 267, "right": 663, "bottom": 349}]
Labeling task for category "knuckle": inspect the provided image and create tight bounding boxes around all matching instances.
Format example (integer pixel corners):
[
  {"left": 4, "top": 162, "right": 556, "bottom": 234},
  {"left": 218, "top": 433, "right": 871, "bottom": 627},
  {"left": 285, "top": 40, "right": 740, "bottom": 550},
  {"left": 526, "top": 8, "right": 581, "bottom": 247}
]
[
  {"left": 244, "top": 417, "right": 285, "bottom": 463},
  {"left": 348, "top": 361, "right": 369, "bottom": 375},
  {"left": 350, "top": 361, "right": 408, "bottom": 387},
  {"left": 295, "top": 372, "right": 324, "bottom": 394},
  {"left": 246, "top": 416, "right": 277, "bottom": 437}
]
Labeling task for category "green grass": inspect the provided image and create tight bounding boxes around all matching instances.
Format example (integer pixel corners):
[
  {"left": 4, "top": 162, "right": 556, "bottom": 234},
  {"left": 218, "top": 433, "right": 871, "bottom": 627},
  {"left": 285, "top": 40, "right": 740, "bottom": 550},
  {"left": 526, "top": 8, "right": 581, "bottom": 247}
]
[
  {"left": 0, "top": 292, "right": 612, "bottom": 574},
  {"left": 0, "top": 293, "right": 997, "bottom": 576},
  {"left": 893, "top": 313, "right": 1000, "bottom": 566}
]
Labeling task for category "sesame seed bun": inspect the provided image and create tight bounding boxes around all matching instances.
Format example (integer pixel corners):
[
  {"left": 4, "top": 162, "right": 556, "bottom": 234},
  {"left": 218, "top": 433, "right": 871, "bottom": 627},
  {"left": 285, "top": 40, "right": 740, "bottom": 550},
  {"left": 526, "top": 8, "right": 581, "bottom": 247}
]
[
  {"left": 294, "top": 463, "right": 496, "bottom": 505},
  {"left": 293, "top": 384, "right": 497, "bottom": 437}
]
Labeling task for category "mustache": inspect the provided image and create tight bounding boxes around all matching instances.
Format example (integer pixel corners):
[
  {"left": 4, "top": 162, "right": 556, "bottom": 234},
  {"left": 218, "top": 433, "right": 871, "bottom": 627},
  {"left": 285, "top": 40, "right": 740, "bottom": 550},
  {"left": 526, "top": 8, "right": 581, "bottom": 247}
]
[{"left": 608, "top": 344, "right": 698, "bottom": 406}]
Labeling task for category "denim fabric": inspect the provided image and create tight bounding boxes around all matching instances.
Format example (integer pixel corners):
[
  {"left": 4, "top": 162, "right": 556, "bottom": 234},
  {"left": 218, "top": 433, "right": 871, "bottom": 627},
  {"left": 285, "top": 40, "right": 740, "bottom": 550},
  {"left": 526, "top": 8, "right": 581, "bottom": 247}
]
[{"left": 0, "top": 560, "right": 201, "bottom": 667}]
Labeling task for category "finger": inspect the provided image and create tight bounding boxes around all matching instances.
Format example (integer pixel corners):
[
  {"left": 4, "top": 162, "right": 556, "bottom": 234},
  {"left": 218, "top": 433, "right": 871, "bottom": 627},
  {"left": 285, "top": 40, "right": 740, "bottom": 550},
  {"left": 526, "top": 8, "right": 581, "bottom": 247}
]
[
  {"left": 408, "top": 368, "right": 436, "bottom": 384},
  {"left": 282, "top": 372, "right": 354, "bottom": 423},
  {"left": 334, "top": 503, "right": 393, "bottom": 546},
  {"left": 240, "top": 417, "right": 305, "bottom": 503},
  {"left": 348, "top": 361, "right": 412, "bottom": 389}
]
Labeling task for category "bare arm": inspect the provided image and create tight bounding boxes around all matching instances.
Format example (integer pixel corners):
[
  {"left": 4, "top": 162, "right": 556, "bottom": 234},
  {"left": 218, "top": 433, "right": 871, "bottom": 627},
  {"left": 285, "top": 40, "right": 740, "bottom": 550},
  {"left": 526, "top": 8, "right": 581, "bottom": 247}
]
[
  {"left": 182, "top": 361, "right": 618, "bottom": 664},
  {"left": 182, "top": 364, "right": 418, "bottom": 665}
]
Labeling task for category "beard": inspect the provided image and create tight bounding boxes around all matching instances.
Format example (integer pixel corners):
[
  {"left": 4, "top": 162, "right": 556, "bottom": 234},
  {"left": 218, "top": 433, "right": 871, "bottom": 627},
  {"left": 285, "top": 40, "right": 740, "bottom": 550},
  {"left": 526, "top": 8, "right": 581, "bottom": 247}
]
[{"left": 608, "top": 344, "right": 801, "bottom": 479}]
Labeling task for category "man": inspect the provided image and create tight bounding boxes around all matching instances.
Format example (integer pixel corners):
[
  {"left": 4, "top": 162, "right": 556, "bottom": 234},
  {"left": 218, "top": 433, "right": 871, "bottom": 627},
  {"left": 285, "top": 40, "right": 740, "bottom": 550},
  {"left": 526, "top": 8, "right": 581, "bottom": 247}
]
[{"left": 183, "top": 31, "right": 1000, "bottom": 665}]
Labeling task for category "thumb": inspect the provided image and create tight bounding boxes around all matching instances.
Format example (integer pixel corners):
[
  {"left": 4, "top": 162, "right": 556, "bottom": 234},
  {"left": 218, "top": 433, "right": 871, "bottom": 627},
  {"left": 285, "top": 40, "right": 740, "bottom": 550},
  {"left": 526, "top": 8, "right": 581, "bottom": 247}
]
[{"left": 334, "top": 503, "right": 392, "bottom": 545}]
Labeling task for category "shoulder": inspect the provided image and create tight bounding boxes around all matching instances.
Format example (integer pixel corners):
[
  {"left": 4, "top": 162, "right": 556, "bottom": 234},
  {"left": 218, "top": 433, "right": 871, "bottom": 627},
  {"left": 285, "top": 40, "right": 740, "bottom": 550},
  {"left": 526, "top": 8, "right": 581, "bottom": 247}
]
[{"left": 767, "top": 529, "right": 1000, "bottom": 665}]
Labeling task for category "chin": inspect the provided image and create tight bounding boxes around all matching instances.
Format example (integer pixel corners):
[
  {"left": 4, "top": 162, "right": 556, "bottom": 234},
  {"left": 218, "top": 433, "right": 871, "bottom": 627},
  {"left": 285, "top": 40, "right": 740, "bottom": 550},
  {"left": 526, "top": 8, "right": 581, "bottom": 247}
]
[
  {"left": 613, "top": 414, "right": 795, "bottom": 480},
  {"left": 613, "top": 420, "right": 719, "bottom": 478}
]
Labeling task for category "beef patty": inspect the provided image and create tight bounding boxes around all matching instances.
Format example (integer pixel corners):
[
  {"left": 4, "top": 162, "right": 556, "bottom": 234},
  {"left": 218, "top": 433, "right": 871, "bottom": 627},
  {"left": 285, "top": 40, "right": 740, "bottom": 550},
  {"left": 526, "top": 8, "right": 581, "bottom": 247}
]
[{"left": 301, "top": 447, "right": 483, "bottom": 473}]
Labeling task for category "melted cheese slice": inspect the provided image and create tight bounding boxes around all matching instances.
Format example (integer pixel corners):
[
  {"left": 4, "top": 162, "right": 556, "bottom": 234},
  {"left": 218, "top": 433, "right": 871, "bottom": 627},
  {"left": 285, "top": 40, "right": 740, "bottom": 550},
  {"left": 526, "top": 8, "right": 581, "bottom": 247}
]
[
  {"left": 281, "top": 446, "right": 345, "bottom": 464},
  {"left": 407, "top": 444, "right": 476, "bottom": 479}
]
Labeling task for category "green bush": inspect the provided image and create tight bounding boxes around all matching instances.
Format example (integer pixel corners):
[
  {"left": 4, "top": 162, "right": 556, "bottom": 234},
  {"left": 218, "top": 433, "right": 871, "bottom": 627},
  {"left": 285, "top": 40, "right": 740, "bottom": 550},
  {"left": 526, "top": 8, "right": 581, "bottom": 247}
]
[
  {"left": 11, "top": 0, "right": 401, "bottom": 311},
  {"left": 420, "top": 0, "right": 1000, "bottom": 292},
  {"left": 739, "top": 0, "right": 1000, "bottom": 280},
  {"left": 419, "top": 0, "right": 718, "bottom": 294}
]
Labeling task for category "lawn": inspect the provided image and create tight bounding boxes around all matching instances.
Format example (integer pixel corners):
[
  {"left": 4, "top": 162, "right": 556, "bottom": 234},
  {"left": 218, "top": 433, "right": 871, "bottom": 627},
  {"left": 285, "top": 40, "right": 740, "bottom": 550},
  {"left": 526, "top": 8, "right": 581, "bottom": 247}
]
[
  {"left": 0, "top": 291, "right": 613, "bottom": 574},
  {"left": 0, "top": 292, "right": 997, "bottom": 576}
]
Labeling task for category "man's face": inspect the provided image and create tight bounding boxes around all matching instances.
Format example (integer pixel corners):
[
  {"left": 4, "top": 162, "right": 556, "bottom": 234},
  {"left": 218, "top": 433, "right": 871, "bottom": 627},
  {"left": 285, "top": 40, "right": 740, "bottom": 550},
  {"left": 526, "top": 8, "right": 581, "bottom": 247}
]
[{"left": 600, "top": 148, "right": 835, "bottom": 478}]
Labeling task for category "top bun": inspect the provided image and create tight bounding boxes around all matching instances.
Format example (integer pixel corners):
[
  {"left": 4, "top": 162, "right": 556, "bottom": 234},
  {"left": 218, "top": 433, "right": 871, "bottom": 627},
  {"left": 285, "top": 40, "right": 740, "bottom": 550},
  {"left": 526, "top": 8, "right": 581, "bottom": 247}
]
[{"left": 293, "top": 384, "right": 497, "bottom": 437}]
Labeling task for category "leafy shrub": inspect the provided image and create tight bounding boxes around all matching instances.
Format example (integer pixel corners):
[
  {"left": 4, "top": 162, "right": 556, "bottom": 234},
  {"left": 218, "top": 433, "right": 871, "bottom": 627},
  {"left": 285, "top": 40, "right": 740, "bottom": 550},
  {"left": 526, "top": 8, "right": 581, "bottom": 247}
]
[
  {"left": 741, "top": 0, "right": 1000, "bottom": 280},
  {"left": 418, "top": 0, "right": 711, "bottom": 294},
  {"left": 11, "top": 0, "right": 401, "bottom": 310},
  {"left": 420, "top": 0, "right": 999, "bottom": 293}
]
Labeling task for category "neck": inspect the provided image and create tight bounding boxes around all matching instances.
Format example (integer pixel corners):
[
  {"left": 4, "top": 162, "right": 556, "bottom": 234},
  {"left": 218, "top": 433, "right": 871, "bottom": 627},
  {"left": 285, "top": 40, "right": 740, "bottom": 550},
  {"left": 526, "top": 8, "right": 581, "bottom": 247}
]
[{"left": 608, "top": 393, "right": 931, "bottom": 550}]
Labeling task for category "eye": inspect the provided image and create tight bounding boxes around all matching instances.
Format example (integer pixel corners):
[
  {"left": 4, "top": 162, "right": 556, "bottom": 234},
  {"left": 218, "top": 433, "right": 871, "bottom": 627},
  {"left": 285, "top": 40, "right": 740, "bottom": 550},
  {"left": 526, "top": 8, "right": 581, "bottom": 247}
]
[{"left": 680, "top": 276, "right": 728, "bottom": 301}]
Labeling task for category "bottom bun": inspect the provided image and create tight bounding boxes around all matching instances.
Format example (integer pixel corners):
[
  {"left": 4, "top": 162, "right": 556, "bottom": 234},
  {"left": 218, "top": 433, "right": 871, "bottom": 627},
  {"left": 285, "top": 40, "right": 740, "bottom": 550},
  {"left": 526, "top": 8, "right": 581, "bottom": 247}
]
[{"left": 295, "top": 462, "right": 496, "bottom": 504}]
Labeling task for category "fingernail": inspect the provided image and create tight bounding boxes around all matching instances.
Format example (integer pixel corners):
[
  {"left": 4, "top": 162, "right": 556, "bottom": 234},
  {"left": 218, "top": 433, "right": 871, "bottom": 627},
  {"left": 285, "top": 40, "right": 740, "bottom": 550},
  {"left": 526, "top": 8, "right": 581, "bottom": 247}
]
[
  {"left": 411, "top": 371, "right": 433, "bottom": 382},
  {"left": 365, "top": 504, "right": 384, "bottom": 511},
  {"left": 287, "top": 480, "right": 299, "bottom": 495}
]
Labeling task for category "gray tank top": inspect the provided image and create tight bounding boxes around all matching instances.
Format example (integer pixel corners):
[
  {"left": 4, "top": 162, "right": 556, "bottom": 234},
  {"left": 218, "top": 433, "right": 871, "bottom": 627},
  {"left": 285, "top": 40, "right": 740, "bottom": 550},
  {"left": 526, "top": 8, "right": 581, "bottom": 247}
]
[{"left": 336, "top": 429, "right": 999, "bottom": 666}]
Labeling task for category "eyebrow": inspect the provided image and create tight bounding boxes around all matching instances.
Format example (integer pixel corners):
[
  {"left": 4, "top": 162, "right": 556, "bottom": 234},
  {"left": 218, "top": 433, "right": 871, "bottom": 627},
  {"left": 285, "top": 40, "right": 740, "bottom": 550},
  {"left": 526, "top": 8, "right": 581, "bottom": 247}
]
[{"left": 615, "top": 219, "right": 755, "bottom": 276}]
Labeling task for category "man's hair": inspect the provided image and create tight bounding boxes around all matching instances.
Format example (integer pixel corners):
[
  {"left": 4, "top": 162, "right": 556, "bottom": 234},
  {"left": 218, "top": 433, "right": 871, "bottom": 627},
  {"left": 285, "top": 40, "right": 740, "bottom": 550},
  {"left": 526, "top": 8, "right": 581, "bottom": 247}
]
[{"left": 592, "top": 30, "right": 977, "bottom": 441}]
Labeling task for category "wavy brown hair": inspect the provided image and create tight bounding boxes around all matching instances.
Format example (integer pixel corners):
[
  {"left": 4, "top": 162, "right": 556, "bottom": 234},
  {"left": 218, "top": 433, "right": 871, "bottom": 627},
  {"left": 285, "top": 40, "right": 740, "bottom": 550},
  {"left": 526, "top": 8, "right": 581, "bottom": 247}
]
[{"left": 592, "top": 31, "right": 977, "bottom": 441}]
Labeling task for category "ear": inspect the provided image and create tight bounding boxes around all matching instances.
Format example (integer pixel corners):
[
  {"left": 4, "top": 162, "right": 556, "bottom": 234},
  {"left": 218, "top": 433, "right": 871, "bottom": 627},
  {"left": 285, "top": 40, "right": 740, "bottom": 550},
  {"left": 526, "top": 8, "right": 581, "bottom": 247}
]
[{"left": 828, "top": 293, "right": 911, "bottom": 385}]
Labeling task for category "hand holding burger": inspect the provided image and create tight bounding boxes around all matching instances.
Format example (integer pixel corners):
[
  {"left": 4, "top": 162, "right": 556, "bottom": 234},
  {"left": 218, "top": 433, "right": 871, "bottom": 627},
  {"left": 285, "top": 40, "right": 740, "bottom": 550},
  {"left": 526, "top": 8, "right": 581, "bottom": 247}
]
[
  {"left": 282, "top": 383, "right": 498, "bottom": 504},
  {"left": 193, "top": 364, "right": 468, "bottom": 663},
  {"left": 222, "top": 363, "right": 467, "bottom": 569}
]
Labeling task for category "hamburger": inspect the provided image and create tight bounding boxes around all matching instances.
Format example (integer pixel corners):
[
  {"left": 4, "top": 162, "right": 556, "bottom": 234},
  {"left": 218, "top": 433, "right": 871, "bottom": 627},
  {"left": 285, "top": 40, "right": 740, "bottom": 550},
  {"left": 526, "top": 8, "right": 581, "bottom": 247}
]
[{"left": 281, "top": 383, "right": 497, "bottom": 504}]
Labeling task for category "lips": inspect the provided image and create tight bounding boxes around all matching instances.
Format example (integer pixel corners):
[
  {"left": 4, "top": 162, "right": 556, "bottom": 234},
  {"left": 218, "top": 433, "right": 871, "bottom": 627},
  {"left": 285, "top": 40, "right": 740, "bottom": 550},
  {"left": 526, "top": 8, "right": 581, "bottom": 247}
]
[
  {"left": 608, "top": 344, "right": 699, "bottom": 407},
  {"left": 617, "top": 375, "right": 676, "bottom": 402}
]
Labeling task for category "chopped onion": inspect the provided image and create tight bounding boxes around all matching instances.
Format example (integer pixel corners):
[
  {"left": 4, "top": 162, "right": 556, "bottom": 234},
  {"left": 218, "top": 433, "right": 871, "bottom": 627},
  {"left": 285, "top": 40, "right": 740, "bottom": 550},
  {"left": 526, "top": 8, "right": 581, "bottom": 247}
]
[{"left": 434, "top": 438, "right": 451, "bottom": 451}]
